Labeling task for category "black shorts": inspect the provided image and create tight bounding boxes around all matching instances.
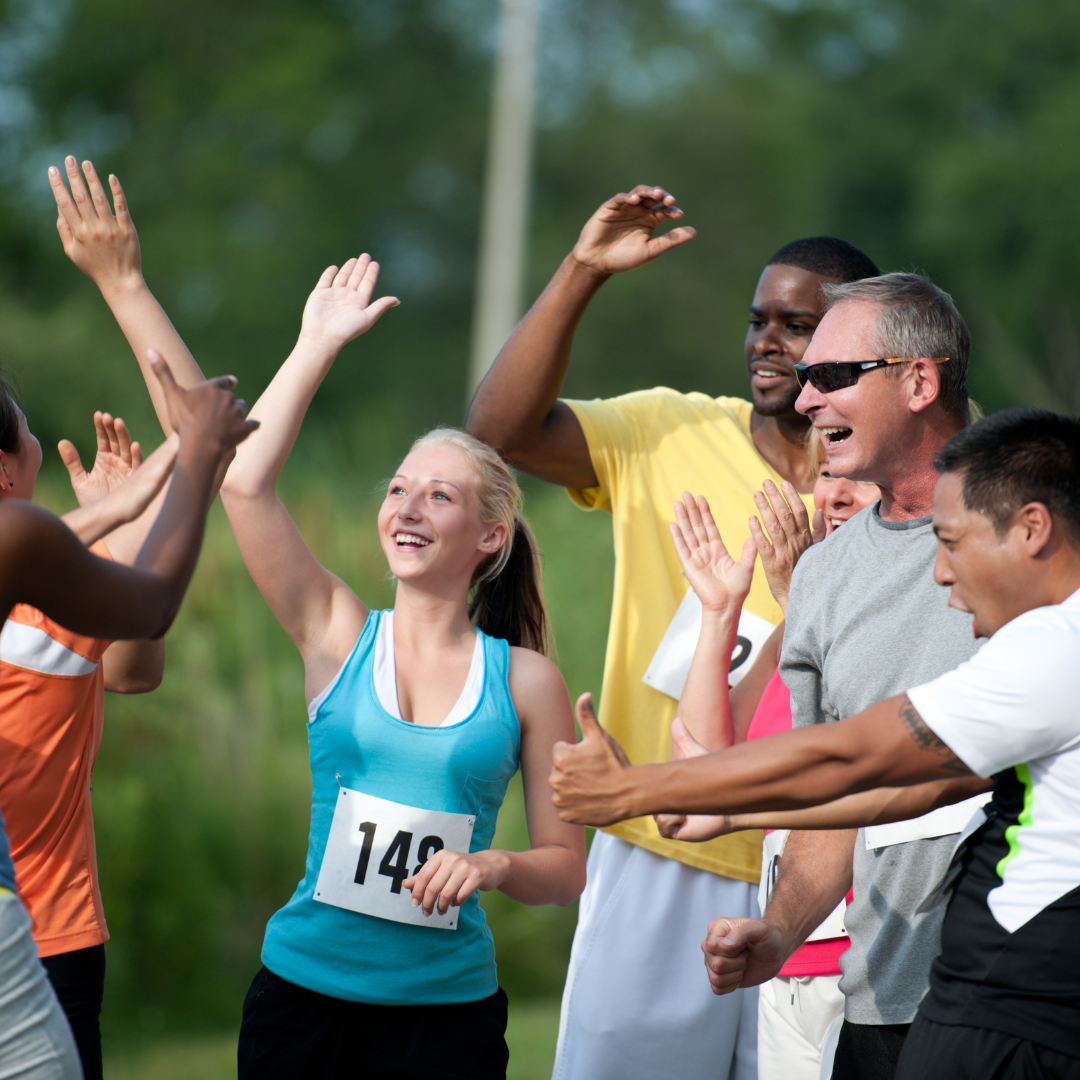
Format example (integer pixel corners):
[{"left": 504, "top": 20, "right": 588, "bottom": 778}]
[
  {"left": 42, "top": 943, "right": 106, "bottom": 1080},
  {"left": 237, "top": 966, "right": 509, "bottom": 1080},
  {"left": 895, "top": 1015, "right": 1080, "bottom": 1080},
  {"left": 832, "top": 1020, "right": 911, "bottom": 1080}
]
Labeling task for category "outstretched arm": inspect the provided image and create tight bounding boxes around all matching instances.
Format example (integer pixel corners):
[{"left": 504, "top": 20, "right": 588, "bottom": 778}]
[
  {"left": 403, "top": 652, "right": 587, "bottom": 915},
  {"left": 466, "top": 186, "right": 696, "bottom": 486},
  {"left": 550, "top": 692, "right": 974, "bottom": 826},
  {"left": 219, "top": 257, "right": 397, "bottom": 697},
  {"left": 49, "top": 157, "right": 207, "bottom": 431},
  {"left": 658, "top": 771, "right": 990, "bottom": 841},
  {"left": 0, "top": 356, "right": 254, "bottom": 641}
]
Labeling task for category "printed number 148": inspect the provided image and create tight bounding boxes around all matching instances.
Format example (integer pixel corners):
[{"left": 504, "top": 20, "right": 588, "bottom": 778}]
[{"left": 354, "top": 821, "right": 445, "bottom": 894}]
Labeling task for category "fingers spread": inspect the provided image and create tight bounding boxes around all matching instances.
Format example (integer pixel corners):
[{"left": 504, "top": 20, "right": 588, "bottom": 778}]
[
  {"left": 49, "top": 166, "right": 82, "bottom": 232},
  {"left": 57, "top": 439, "right": 84, "bottom": 480},
  {"left": 333, "top": 258, "right": 358, "bottom": 289},
  {"left": 109, "top": 174, "right": 132, "bottom": 225},
  {"left": 81, "top": 160, "right": 112, "bottom": 215},
  {"left": 65, "top": 155, "right": 98, "bottom": 220}
]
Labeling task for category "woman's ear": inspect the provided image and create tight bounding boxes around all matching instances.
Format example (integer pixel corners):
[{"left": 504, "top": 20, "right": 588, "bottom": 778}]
[
  {"left": 0, "top": 452, "right": 13, "bottom": 494},
  {"left": 478, "top": 521, "right": 508, "bottom": 554}
]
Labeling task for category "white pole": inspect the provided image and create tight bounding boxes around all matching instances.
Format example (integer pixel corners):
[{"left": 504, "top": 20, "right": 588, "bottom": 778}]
[{"left": 467, "top": 0, "right": 540, "bottom": 402}]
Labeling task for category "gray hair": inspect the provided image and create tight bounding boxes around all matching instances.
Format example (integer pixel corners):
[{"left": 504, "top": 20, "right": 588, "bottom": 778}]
[{"left": 821, "top": 272, "right": 972, "bottom": 424}]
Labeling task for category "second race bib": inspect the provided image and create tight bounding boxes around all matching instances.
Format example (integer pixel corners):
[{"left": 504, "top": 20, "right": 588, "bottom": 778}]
[
  {"left": 314, "top": 786, "right": 475, "bottom": 930},
  {"left": 643, "top": 588, "right": 776, "bottom": 700}
]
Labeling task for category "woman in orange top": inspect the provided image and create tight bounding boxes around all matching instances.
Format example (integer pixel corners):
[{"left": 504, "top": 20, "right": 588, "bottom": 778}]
[
  {"left": 0, "top": 364, "right": 237, "bottom": 1080},
  {"left": 0, "top": 352, "right": 254, "bottom": 1078}
]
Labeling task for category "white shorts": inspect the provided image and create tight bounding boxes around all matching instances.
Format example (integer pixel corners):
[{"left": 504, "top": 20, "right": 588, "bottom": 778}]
[
  {"left": 552, "top": 832, "right": 758, "bottom": 1080},
  {"left": 0, "top": 893, "right": 82, "bottom": 1080},
  {"left": 759, "top": 974, "right": 844, "bottom": 1080}
]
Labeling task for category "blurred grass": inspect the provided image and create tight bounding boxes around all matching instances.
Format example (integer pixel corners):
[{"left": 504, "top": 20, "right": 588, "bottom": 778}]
[
  {"left": 103, "top": 1000, "right": 563, "bottom": 1079},
  {"left": 34, "top": 466, "right": 612, "bottom": 1041}
]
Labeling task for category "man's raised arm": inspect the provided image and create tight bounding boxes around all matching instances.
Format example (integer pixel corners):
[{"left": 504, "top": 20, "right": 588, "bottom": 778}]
[{"left": 465, "top": 186, "right": 695, "bottom": 488}]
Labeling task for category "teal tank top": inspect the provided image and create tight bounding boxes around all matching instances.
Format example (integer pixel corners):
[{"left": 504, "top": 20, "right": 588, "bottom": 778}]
[{"left": 262, "top": 611, "right": 521, "bottom": 1004}]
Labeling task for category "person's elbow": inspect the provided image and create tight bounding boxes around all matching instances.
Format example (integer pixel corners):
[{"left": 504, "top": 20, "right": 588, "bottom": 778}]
[
  {"left": 550, "top": 848, "right": 587, "bottom": 906},
  {"left": 464, "top": 401, "right": 505, "bottom": 453}
]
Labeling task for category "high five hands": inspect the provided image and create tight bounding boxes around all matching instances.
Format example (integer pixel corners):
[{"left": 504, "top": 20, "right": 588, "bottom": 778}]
[
  {"left": 149, "top": 352, "right": 257, "bottom": 455},
  {"left": 549, "top": 693, "right": 635, "bottom": 826},
  {"left": 571, "top": 185, "right": 696, "bottom": 276},
  {"left": 299, "top": 256, "right": 400, "bottom": 355},
  {"left": 50, "top": 157, "right": 142, "bottom": 290}
]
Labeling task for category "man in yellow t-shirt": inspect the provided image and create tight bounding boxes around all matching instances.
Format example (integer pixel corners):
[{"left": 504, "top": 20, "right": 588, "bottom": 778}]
[{"left": 467, "top": 185, "right": 879, "bottom": 1080}]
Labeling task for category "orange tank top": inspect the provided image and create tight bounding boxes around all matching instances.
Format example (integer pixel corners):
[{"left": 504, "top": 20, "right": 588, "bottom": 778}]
[{"left": 0, "top": 541, "right": 113, "bottom": 956}]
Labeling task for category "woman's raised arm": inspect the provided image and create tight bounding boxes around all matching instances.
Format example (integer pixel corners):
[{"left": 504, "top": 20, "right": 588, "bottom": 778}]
[{"left": 219, "top": 258, "right": 398, "bottom": 689}]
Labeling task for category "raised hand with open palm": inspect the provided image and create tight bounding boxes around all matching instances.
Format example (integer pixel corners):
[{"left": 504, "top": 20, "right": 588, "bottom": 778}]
[{"left": 669, "top": 492, "right": 757, "bottom": 617}]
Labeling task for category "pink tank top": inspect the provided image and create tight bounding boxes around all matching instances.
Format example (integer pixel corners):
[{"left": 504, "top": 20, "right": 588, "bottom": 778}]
[{"left": 746, "top": 667, "right": 849, "bottom": 978}]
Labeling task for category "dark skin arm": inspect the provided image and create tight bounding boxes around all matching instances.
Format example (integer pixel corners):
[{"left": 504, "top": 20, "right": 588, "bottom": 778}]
[
  {"left": 0, "top": 356, "right": 255, "bottom": 642},
  {"left": 550, "top": 693, "right": 974, "bottom": 826},
  {"left": 466, "top": 187, "right": 695, "bottom": 487}
]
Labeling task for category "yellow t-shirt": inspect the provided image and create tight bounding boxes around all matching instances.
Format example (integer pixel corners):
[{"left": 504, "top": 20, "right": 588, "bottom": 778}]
[{"left": 565, "top": 388, "right": 813, "bottom": 881}]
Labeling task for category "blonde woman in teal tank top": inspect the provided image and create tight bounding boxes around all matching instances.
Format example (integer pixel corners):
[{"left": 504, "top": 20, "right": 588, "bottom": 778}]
[{"left": 219, "top": 255, "right": 587, "bottom": 1080}]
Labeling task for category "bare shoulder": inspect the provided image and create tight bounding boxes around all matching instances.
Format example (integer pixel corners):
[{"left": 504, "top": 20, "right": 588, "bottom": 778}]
[
  {"left": 0, "top": 499, "right": 66, "bottom": 558},
  {"left": 507, "top": 645, "right": 571, "bottom": 725}
]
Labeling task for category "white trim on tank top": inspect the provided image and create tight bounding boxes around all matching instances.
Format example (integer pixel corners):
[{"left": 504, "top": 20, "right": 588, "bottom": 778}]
[{"left": 306, "top": 610, "right": 484, "bottom": 725}]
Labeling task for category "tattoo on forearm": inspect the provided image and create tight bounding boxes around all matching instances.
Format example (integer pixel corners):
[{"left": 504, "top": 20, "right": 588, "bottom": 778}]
[{"left": 899, "top": 701, "right": 967, "bottom": 775}]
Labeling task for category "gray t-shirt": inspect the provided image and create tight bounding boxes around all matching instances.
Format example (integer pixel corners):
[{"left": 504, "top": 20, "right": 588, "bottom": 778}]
[{"left": 780, "top": 502, "right": 981, "bottom": 1025}]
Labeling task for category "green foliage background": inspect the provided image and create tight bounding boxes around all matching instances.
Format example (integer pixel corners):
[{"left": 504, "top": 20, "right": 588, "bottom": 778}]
[{"left": 2, "top": 0, "right": 1078, "bottom": 1050}]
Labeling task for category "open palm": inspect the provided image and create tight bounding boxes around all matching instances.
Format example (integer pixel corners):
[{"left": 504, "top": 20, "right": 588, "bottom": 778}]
[
  {"left": 669, "top": 492, "right": 757, "bottom": 615},
  {"left": 300, "top": 255, "right": 400, "bottom": 352},
  {"left": 59, "top": 412, "right": 143, "bottom": 507},
  {"left": 572, "top": 186, "right": 697, "bottom": 274}
]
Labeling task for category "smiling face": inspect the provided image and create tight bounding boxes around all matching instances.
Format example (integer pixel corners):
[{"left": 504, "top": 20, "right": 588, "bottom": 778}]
[
  {"left": 0, "top": 409, "right": 43, "bottom": 501},
  {"left": 813, "top": 470, "right": 880, "bottom": 534},
  {"left": 377, "top": 443, "right": 506, "bottom": 590},
  {"left": 794, "top": 298, "right": 921, "bottom": 484},
  {"left": 931, "top": 470, "right": 1034, "bottom": 638},
  {"left": 744, "top": 264, "right": 836, "bottom": 418}
]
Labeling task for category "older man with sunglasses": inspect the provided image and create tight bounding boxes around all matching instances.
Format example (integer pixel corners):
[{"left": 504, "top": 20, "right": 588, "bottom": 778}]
[
  {"left": 618, "top": 272, "right": 982, "bottom": 1080},
  {"left": 716, "top": 273, "right": 986, "bottom": 1080}
]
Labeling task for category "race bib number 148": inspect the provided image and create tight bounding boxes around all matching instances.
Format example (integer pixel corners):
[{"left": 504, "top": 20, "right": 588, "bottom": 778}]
[{"left": 314, "top": 786, "right": 475, "bottom": 930}]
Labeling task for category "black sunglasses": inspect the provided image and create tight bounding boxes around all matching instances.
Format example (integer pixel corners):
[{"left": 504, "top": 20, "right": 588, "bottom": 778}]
[{"left": 794, "top": 357, "right": 950, "bottom": 393}]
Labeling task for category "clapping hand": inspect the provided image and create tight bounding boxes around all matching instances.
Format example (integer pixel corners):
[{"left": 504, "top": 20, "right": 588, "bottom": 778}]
[
  {"left": 299, "top": 255, "right": 400, "bottom": 354},
  {"left": 669, "top": 492, "right": 757, "bottom": 618},
  {"left": 571, "top": 186, "right": 696, "bottom": 276},
  {"left": 60, "top": 412, "right": 145, "bottom": 507},
  {"left": 748, "top": 480, "right": 825, "bottom": 616}
]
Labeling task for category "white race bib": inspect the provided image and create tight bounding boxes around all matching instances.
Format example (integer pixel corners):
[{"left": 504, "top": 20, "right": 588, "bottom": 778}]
[
  {"left": 643, "top": 588, "right": 776, "bottom": 700},
  {"left": 314, "top": 786, "right": 475, "bottom": 930},
  {"left": 759, "top": 829, "right": 847, "bottom": 942},
  {"left": 863, "top": 793, "right": 991, "bottom": 850}
]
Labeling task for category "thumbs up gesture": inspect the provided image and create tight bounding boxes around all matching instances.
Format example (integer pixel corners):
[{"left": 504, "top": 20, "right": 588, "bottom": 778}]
[{"left": 549, "top": 693, "right": 636, "bottom": 826}]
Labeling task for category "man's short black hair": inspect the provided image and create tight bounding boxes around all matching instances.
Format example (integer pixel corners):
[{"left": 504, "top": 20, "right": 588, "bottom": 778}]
[
  {"left": 767, "top": 237, "right": 881, "bottom": 284},
  {"left": 934, "top": 408, "right": 1080, "bottom": 542}
]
